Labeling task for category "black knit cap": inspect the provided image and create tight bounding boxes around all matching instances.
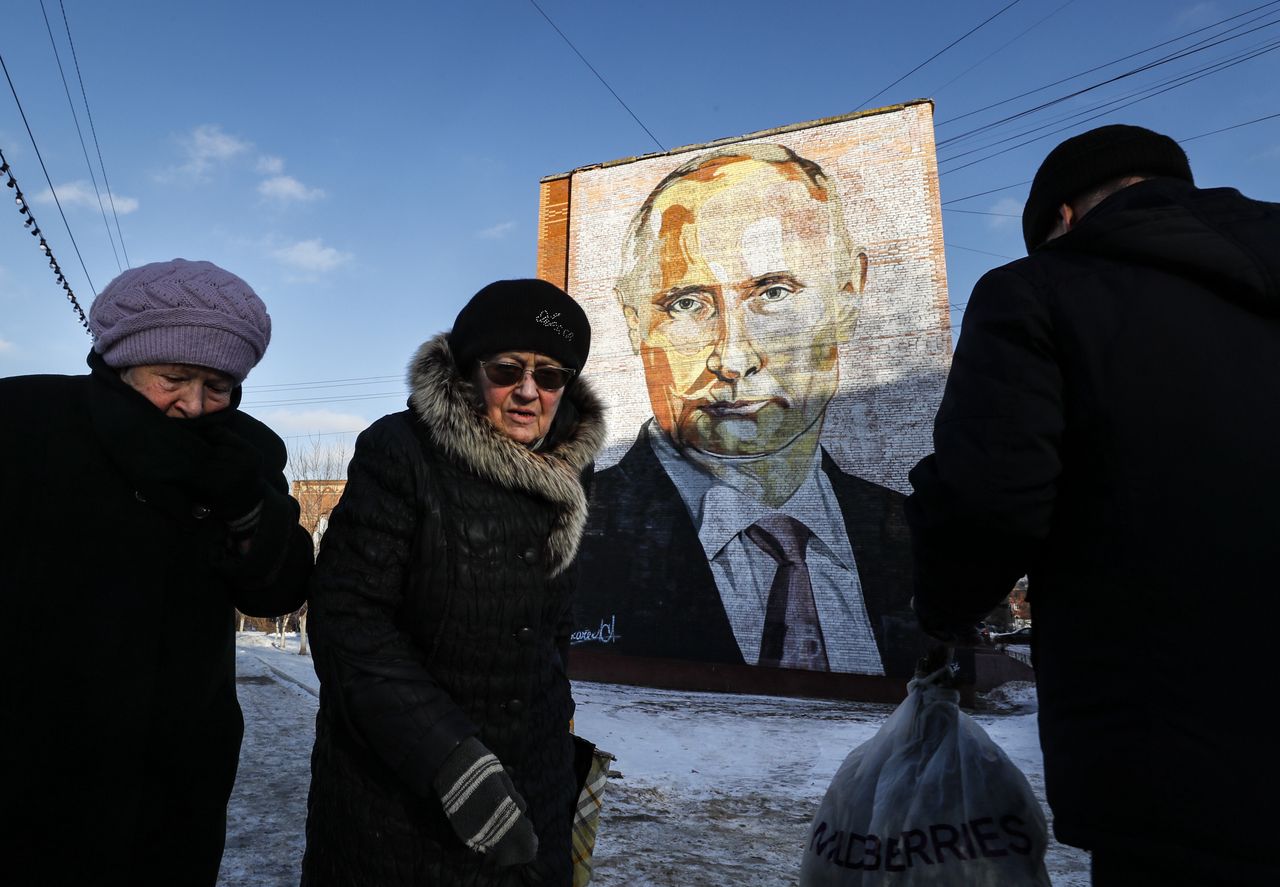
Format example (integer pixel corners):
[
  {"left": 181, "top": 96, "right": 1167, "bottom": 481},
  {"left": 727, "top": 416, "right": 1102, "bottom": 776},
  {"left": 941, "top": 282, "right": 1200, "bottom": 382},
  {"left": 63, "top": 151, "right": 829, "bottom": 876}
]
[
  {"left": 449, "top": 278, "right": 591, "bottom": 373},
  {"left": 1022, "top": 124, "right": 1193, "bottom": 252}
]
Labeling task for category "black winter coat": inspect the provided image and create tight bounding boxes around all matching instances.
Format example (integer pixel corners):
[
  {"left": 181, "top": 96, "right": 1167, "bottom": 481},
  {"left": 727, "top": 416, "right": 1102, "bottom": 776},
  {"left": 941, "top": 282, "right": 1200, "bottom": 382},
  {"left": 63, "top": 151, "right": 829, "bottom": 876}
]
[
  {"left": 301, "top": 335, "right": 605, "bottom": 887},
  {"left": 907, "top": 179, "right": 1280, "bottom": 878},
  {"left": 0, "top": 352, "right": 313, "bottom": 887}
]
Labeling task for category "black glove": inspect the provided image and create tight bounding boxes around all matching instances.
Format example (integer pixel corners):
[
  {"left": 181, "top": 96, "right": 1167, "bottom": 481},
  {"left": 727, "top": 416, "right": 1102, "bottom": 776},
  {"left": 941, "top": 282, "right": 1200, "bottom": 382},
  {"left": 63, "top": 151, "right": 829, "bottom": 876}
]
[
  {"left": 433, "top": 737, "right": 539, "bottom": 867},
  {"left": 186, "top": 425, "right": 265, "bottom": 532}
]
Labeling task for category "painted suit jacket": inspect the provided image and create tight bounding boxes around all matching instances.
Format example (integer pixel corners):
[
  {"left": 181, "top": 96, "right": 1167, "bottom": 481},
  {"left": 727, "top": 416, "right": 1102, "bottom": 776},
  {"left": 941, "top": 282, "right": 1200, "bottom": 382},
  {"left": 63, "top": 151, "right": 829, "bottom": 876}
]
[{"left": 573, "top": 424, "right": 927, "bottom": 678}]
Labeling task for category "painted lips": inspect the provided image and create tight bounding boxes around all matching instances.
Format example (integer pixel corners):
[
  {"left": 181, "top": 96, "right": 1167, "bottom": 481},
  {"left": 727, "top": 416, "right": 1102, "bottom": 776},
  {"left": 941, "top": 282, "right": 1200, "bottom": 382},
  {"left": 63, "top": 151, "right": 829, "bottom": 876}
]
[{"left": 697, "top": 399, "right": 779, "bottom": 418}]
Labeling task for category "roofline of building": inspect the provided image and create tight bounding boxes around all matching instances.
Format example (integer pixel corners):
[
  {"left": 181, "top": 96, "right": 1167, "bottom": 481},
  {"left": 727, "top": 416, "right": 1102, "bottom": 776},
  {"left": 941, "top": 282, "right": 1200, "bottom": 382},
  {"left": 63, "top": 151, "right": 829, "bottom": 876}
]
[{"left": 539, "top": 99, "right": 934, "bottom": 183}]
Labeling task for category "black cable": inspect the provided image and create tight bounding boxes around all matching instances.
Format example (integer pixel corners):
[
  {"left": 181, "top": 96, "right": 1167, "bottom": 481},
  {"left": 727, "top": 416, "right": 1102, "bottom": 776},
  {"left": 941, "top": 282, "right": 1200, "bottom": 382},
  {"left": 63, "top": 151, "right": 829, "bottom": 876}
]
[
  {"left": 240, "top": 392, "right": 407, "bottom": 408},
  {"left": 941, "top": 107, "right": 1280, "bottom": 204},
  {"left": 930, "top": 0, "right": 1078, "bottom": 96},
  {"left": 245, "top": 374, "right": 401, "bottom": 392},
  {"left": 939, "top": 13, "right": 1280, "bottom": 150},
  {"left": 38, "top": 0, "right": 120, "bottom": 272},
  {"left": 942, "top": 180, "right": 1033, "bottom": 206},
  {"left": 527, "top": 0, "right": 665, "bottom": 152},
  {"left": 940, "top": 32, "right": 1280, "bottom": 164},
  {"left": 1, "top": 147, "right": 90, "bottom": 333},
  {"left": 1181, "top": 110, "right": 1280, "bottom": 142},
  {"left": 940, "top": 40, "right": 1280, "bottom": 174},
  {"left": 938, "top": 0, "right": 1280, "bottom": 128},
  {"left": 60, "top": 0, "right": 130, "bottom": 268},
  {"left": 0, "top": 50, "right": 97, "bottom": 297},
  {"left": 947, "top": 242, "right": 1020, "bottom": 261},
  {"left": 855, "top": 0, "right": 1028, "bottom": 112},
  {"left": 943, "top": 208, "right": 1021, "bottom": 217}
]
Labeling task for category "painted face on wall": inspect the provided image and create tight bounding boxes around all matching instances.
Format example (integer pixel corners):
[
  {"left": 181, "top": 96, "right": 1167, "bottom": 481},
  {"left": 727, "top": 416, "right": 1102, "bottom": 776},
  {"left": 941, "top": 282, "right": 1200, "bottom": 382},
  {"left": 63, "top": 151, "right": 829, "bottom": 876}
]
[{"left": 620, "top": 156, "right": 866, "bottom": 457}]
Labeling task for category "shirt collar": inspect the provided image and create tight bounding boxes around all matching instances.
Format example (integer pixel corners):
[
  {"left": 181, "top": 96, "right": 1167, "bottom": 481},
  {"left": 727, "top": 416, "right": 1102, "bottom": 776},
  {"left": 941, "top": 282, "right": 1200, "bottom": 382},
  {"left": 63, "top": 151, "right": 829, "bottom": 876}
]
[{"left": 646, "top": 423, "right": 854, "bottom": 568}]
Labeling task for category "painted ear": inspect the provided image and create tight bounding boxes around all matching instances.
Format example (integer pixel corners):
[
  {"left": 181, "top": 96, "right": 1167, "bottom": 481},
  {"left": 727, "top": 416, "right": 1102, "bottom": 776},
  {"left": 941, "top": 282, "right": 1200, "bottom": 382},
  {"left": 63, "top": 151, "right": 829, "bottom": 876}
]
[
  {"left": 848, "top": 248, "right": 868, "bottom": 296},
  {"left": 620, "top": 302, "right": 642, "bottom": 355}
]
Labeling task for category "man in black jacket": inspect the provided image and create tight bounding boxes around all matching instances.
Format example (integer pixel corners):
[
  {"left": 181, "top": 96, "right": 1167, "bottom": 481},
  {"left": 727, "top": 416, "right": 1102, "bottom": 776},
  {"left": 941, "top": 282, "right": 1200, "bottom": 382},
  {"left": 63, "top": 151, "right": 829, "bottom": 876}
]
[{"left": 906, "top": 125, "right": 1279, "bottom": 884}]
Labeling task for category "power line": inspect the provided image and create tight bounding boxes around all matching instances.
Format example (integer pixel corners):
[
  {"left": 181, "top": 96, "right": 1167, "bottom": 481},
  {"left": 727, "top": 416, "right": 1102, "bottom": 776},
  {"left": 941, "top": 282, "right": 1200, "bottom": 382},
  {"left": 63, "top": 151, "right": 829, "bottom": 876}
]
[
  {"left": 0, "top": 50, "right": 97, "bottom": 299},
  {"left": 939, "top": 31, "right": 1280, "bottom": 165},
  {"left": 855, "top": 0, "right": 1028, "bottom": 112},
  {"left": 1181, "top": 110, "right": 1280, "bottom": 142},
  {"left": 245, "top": 374, "right": 401, "bottom": 393},
  {"left": 931, "top": 0, "right": 1079, "bottom": 96},
  {"left": 938, "top": 13, "right": 1280, "bottom": 151},
  {"left": 282, "top": 429, "right": 367, "bottom": 441},
  {"left": 942, "top": 180, "right": 1033, "bottom": 205},
  {"left": 59, "top": 0, "right": 129, "bottom": 268},
  {"left": 943, "top": 208, "right": 1020, "bottom": 217},
  {"left": 937, "top": 0, "right": 1280, "bottom": 129},
  {"left": 939, "top": 39, "right": 1280, "bottom": 174},
  {"left": 939, "top": 106, "right": 1280, "bottom": 206},
  {"left": 1, "top": 148, "right": 90, "bottom": 332},
  {"left": 241, "top": 391, "right": 406, "bottom": 409},
  {"left": 527, "top": 0, "right": 665, "bottom": 152},
  {"left": 38, "top": 0, "right": 120, "bottom": 272},
  {"left": 947, "top": 242, "right": 1020, "bottom": 261}
]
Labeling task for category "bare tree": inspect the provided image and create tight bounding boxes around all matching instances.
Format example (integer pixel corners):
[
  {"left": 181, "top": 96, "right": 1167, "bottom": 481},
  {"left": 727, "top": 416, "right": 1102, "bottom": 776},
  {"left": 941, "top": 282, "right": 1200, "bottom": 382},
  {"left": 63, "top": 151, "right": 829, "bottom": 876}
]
[{"left": 286, "top": 436, "right": 351, "bottom": 656}]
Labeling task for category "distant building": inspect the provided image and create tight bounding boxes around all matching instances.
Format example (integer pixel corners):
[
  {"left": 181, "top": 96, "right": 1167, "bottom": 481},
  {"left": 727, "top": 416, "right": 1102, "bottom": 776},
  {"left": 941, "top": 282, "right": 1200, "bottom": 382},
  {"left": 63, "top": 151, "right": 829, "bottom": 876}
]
[{"left": 291, "top": 479, "right": 346, "bottom": 542}]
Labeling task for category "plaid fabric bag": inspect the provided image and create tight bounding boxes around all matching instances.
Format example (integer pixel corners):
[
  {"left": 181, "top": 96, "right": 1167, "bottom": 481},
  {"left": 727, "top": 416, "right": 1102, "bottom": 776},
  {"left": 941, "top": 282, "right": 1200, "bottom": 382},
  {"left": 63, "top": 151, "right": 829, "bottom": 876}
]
[{"left": 570, "top": 736, "right": 615, "bottom": 887}]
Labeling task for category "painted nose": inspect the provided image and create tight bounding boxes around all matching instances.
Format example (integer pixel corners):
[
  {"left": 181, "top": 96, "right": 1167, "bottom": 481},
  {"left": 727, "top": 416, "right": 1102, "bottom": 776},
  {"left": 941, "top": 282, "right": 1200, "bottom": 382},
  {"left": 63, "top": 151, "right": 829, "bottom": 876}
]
[{"left": 706, "top": 309, "right": 762, "bottom": 382}]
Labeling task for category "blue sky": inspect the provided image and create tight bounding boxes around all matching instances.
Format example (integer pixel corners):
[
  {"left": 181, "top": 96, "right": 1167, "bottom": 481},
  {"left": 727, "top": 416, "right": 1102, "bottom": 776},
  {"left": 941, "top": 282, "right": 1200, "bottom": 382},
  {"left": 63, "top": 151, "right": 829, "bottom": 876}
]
[{"left": 2, "top": 0, "right": 1277, "bottom": 446}]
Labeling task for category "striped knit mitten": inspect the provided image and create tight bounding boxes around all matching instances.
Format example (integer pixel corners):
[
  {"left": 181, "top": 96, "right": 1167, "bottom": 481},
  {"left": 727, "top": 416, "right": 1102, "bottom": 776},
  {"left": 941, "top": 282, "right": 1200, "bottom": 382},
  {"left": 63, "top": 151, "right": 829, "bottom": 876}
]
[{"left": 433, "top": 737, "right": 539, "bottom": 866}]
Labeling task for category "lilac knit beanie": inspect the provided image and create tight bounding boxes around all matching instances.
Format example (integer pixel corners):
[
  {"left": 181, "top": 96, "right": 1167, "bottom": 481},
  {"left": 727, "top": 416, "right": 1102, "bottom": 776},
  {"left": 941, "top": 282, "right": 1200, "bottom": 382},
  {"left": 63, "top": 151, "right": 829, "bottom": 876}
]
[{"left": 89, "top": 259, "right": 272, "bottom": 383}]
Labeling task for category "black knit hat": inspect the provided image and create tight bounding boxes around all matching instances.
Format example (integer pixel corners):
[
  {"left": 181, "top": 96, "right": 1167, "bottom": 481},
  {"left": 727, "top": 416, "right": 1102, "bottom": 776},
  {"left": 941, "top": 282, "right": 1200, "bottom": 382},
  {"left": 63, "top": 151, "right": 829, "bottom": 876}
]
[
  {"left": 449, "top": 279, "right": 591, "bottom": 373},
  {"left": 1022, "top": 124, "right": 1193, "bottom": 252}
]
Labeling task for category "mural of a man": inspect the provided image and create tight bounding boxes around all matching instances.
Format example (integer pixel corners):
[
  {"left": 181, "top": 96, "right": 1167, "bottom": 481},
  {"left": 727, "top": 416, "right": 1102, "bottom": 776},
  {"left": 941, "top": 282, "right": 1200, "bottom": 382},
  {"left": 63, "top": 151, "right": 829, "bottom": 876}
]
[{"left": 574, "top": 143, "right": 924, "bottom": 677}]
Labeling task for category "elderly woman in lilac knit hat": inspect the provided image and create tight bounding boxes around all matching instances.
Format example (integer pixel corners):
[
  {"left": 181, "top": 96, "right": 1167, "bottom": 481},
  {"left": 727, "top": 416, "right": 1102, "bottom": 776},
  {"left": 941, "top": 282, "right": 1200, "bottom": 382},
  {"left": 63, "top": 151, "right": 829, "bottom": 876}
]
[{"left": 0, "top": 258, "right": 313, "bottom": 886}]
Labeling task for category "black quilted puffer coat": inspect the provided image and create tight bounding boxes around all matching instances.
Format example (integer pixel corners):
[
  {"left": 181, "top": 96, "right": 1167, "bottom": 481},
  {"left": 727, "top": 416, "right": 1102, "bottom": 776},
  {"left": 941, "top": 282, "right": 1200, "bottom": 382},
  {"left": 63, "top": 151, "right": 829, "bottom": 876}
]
[{"left": 301, "top": 334, "right": 605, "bottom": 887}]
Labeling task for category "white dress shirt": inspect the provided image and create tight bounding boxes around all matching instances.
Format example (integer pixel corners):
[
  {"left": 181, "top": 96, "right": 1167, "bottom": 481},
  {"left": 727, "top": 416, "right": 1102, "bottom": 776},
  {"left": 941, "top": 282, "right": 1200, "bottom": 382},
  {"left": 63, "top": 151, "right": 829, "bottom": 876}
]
[{"left": 648, "top": 426, "right": 884, "bottom": 674}]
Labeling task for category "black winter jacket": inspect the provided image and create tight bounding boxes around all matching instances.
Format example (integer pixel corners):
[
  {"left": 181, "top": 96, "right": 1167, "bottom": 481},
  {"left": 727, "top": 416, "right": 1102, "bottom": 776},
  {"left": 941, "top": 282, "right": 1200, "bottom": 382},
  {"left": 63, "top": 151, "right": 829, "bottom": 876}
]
[
  {"left": 907, "top": 179, "right": 1280, "bottom": 876},
  {"left": 301, "top": 335, "right": 605, "bottom": 887},
  {"left": 0, "top": 352, "right": 313, "bottom": 886}
]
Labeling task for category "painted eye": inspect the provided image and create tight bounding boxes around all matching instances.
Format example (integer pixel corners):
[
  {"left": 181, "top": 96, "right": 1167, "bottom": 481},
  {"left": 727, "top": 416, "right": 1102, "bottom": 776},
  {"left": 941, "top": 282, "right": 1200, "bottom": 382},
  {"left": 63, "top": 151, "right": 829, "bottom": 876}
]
[
  {"left": 760, "top": 285, "right": 792, "bottom": 302},
  {"left": 664, "top": 293, "right": 714, "bottom": 318}
]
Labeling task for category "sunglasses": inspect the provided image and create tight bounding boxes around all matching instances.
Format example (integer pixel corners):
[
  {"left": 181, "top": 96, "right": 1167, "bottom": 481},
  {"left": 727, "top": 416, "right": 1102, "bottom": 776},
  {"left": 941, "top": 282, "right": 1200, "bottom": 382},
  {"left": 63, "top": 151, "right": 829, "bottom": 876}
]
[{"left": 479, "top": 360, "right": 576, "bottom": 391}]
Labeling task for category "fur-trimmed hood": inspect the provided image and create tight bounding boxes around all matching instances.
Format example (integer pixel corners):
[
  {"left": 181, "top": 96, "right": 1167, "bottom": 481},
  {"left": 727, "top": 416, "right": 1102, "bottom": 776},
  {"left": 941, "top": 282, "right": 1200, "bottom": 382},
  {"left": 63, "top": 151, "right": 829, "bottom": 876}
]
[{"left": 407, "top": 334, "right": 605, "bottom": 575}]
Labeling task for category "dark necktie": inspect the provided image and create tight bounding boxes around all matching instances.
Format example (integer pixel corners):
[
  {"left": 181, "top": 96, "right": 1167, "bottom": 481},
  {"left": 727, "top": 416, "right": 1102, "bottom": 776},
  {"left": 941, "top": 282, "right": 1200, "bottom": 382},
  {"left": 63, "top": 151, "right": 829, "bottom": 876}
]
[{"left": 744, "top": 514, "right": 830, "bottom": 671}]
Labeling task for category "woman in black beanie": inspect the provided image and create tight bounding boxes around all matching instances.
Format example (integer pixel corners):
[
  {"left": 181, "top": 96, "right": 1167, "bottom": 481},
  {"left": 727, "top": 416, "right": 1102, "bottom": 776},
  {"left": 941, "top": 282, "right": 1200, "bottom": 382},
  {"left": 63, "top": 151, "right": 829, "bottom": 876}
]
[{"left": 301, "top": 279, "right": 604, "bottom": 886}]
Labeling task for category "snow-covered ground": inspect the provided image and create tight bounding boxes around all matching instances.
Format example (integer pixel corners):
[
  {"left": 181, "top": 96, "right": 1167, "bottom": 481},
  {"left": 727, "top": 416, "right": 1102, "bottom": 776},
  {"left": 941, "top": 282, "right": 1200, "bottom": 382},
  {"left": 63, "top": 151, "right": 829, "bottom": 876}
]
[{"left": 224, "top": 633, "right": 1089, "bottom": 886}]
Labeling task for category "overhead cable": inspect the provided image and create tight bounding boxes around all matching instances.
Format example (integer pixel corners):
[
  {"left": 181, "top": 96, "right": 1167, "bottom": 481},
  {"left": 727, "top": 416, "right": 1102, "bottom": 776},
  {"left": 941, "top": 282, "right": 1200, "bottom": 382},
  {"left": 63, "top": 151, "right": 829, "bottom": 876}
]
[
  {"left": 1, "top": 147, "right": 90, "bottom": 333},
  {"left": 1, "top": 50, "right": 97, "bottom": 302},
  {"left": 931, "top": 0, "right": 1079, "bottom": 96},
  {"left": 940, "top": 40, "right": 1280, "bottom": 174},
  {"left": 58, "top": 0, "right": 129, "bottom": 268},
  {"left": 38, "top": 0, "right": 120, "bottom": 272},
  {"left": 527, "top": 0, "right": 665, "bottom": 152},
  {"left": 937, "top": 0, "right": 1280, "bottom": 128},
  {"left": 939, "top": 33, "right": 1280, "bottom": 164},
  {"left": 938, "top": 13, "right": 1280, "bottom": 150},
  {"left": 855, "top": 0, "right": 1028, "bottom": 112}
]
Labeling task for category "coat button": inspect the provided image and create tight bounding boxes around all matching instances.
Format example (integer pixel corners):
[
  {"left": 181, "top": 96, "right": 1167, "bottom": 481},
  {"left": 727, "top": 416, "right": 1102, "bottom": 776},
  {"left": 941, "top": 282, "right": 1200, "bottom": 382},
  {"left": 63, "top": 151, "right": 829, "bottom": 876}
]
[
  {"left": 515, "top": 626, "right": 534, "bottom": 644},
  {"left": 506, "top": 699, "right": 525, "bottom": 714},
  {"left": 192, "top": 504, "right": 211, "bottom": 519},
  {"left": 522, "top": 547, "right": 538, "bottom": 563},
  {"left": 134, "top": 491, "right": 147, "bottom": 503}
]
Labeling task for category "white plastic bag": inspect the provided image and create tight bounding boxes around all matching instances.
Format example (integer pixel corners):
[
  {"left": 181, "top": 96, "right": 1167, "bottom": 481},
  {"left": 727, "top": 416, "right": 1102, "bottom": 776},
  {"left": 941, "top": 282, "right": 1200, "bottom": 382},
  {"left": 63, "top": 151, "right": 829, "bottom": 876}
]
[{"left": 800, "top": 666, "right": 1050, "bottom": 886}]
